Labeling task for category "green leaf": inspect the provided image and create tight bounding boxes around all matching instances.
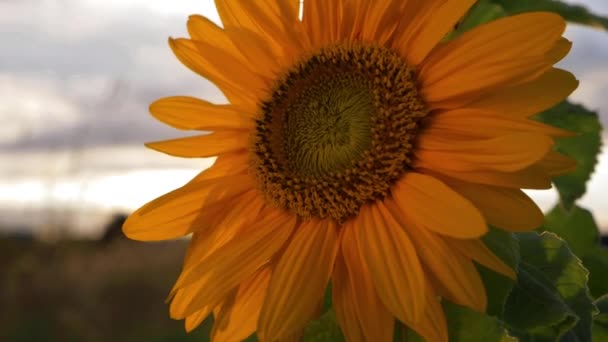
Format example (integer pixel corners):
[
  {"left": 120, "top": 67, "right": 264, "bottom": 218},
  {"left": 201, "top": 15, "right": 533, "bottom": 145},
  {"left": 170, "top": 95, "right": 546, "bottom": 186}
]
[
  {"left": 535, "top": 101, "right": 602, "bottom": 209},
  {"left": 405, "top": 303, "right": 516, "bottom": 342},
  {"left": 593, "top": 295, "right": 608, "bottom": 342},
  {"left": 451, "top": 0, "right": 506, "bottom": 37},
  {"left": 504, "top": 232, "right": 596, "bottom": 341},
  {"left": 583, "top": 247, "right": 608, "bottom": 299},
  {"left": 302, "top": 309, "right": 345, "bottom": 342},
  {"left": 543, "top": 205, "right": 600, "bottom": 258},
  {"left": 479, "top": 228, "right": 520, "bottom": 317},
  {"left": 491, "top": 0, "right": 608, "bottom": 30},
  {"left": 440, "top": 302, "right": 516, "bottom": 342},
  {"left": 484, "top": 228, "right": 521, "bottom": 269}
]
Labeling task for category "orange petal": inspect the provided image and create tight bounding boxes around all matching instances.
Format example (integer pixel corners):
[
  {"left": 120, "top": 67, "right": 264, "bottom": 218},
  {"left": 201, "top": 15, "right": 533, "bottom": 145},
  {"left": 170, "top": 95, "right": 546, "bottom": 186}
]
[
  {"left": 421, "top": 12, "right": 565, "bottom": 83},
  {"left": 390, "top": 173, "right": 487, "bottom": 238},
  {"left": 447, "top": 237, "right": 516, "bottom": 279},
  {"left": 466, "top": 68, "right": 578, "bottom": 117},
  {"left": 180, "top": 191, "right": 265, "bottom": 270},
  {"left": 538, "top": 151, "right": 577, "bottom": 176},
  {"left": 224, "top": 27, "right": 283, "bottom": 79},
  {"left": 169, "top": 210, "right": 295, "bottom": 318},
  {"left": 416, "top": 132, "right": 554, "bottom": 172},
  {"left": 212, "top": 267, "right": 272, "bottom": 342},
  {"left": 420, "top": 13, "right": 566, "bottom": 103},
  {"left": 303, "top": 0, "right": 343, "bottom": 46},
  {"left": 122, "top": 174, "right": 253, "bottom": 241},
  {"left": 446, "top": 180, "right": 544, "bottom": 232},
  {"left": 258, "top": 219, "right": 339, "bottom": 341},
  {"left": 337, "top": 226, "right": 394, "bottom": 342},
  {"left": 168, "top": 38, "right": 260, "bottom": 107},
  {"left": 332, "top": 250, "right": 367, "bottom": 342},
  {"left": 425, "top": 109, "right": 573, "bottom": 139},
  {"left": 185, "top": 307, "right": 213, "bottom": 333},
  {"left": 411, "top": 292, "right": 449, "bottom": 342},
  {"left": 390, "top": 0, "right": 445, "bottom": 63},
  {"left": 417, "top": 165, "right": 552, "bottom": 190},
  {"left": 215, "top": 0, "right": 306, "bottom": 61},
  {"left": 385, "top": 201, "right": 487, "bottom": 312},
  {"left": 406, "top": 0, "right": 477, "bottom": 65},
  {"left": 187, "top": 14, "right": 244, "bottom": 62},
  {"left": 145, "top": 131, "right": 248, "bottom": 158},
  {"left": 353, "top": 204, "right": 426, "bottom": 323},
  {"left": 149, "top": 96, "right": 255, "bottom": 130},
  {"left": 188, "top": 152, "right": 249, "bottom": 183},
  {"left": 359, "top": 1, "right": 404, "bottom": 46}
]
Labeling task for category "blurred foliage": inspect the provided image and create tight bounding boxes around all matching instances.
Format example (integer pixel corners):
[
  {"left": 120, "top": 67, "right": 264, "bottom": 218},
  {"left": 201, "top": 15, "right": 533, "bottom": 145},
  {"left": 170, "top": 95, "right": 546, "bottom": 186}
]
[
  {"left": 543, "top": 205, "right": 600, "bottom": 258},
  {"left": 303, "top": 310, "right": 345, "bottom": 342},
  {"left": 491, "top": 0, "right": 608, "bottom": 30},
  {"left": 0, "top": 237, "right": 211, "bottom": 342},
  {"left": 536, "top": 102, "right": 603, "bottom": 209}
]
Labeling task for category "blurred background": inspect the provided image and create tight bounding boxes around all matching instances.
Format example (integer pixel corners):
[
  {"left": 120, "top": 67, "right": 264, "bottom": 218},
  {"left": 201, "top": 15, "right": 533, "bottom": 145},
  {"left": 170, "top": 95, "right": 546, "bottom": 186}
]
[{"left": 1, "top": 0, "right": 607, "bottom": 341}]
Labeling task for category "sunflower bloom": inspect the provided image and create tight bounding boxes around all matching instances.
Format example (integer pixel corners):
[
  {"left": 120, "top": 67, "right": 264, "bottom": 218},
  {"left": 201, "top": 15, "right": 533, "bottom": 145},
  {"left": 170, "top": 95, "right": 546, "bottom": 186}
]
[{"left": 123, "top": 1, "right": 578, "bottom": 341}]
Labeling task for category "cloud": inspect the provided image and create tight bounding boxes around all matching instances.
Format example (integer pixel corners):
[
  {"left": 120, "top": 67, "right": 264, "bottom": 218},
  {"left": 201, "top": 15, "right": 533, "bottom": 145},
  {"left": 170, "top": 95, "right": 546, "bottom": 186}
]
[{"left": 0, "top": 0, "right": 226, "bottom": 151}]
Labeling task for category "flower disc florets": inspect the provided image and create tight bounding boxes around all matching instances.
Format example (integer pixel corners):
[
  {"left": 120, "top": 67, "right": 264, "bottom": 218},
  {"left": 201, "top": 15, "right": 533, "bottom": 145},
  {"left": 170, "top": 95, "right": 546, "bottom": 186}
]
[{"left": 252, "top": 44, "right": 428, "bottom": 222}]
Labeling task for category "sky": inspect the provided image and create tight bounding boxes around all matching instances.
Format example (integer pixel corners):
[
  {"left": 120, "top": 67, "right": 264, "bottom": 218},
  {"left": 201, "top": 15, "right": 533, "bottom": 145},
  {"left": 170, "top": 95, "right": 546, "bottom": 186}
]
[{"left": 1, "top": 0, "right": 607, "bottom": 238}]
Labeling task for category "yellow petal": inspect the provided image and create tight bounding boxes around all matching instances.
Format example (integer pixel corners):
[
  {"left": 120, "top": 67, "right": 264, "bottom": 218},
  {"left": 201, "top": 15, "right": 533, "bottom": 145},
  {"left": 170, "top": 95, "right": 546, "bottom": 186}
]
[
  {"left": 447, "top": 237, "right": 516, "bottom": 279},
  {"left": 169, "top": 209, "right": 295, "bottom": 318},
  {"left": 466, "top": 68, "right": 578, "bottom": 117},
  {"left": 416, "top": 132, "right": 554, "bottom": 172},
  {"left": 406, "top": 0, "right": 477, "bottom": 65},
  {"left": 353, "top": 203, "right": 426, "bottom": 323},
  {"left": 337, "top": 226, "right": 394, "bottom": 342},
  {"left": 122, "top": 174, "right": 253, "bottom": 241},
  {"left": 446, "top": 180, "right": 544, "bottom": 232},
  {"left": 145, "top": 131, "right": 248, "bottom": 158},
  {"left": 149, "top": 96, "right": 255, "bottom": 130},
  {"left": 390, "top": 173, "right": 487, "bottom": 238},
  {"left": 212, "top": 267, "right": 272, "bottom": 342},
  {"left": 258, "top": 219, "right": 339, "bottom": 341}
]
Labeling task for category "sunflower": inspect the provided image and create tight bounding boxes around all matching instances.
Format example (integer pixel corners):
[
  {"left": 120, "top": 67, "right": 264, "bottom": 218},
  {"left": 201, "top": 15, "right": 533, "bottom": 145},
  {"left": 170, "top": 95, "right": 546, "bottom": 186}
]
[{"left": 123, "top": 1, "right": 578, "bottom": 341}]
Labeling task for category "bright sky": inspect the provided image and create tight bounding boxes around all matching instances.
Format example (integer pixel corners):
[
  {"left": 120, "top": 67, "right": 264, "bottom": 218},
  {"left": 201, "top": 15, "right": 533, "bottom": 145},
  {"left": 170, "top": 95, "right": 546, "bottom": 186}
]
[{"left": 1, "top": 0, "right": 607, "bottom": 238}]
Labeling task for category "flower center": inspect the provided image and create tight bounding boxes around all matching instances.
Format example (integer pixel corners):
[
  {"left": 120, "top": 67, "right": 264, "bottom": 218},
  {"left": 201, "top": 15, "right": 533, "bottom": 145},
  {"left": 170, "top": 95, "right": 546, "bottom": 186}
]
[{"left": 251, "top": 44, "right": 428, "bottom": 223}]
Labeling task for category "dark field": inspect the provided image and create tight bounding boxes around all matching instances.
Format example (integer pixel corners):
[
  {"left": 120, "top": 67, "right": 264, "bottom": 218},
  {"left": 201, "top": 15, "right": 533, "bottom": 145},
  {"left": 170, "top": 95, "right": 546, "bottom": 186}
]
[{"left": 0, "top": 234, "right": 213, "bottom": 342}]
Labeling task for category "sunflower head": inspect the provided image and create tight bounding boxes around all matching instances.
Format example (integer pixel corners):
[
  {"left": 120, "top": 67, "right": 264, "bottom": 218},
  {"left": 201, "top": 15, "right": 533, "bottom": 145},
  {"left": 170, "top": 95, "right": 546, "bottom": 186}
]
[{"left": 124, "top": 1, "right": 578, "bottom": 341}]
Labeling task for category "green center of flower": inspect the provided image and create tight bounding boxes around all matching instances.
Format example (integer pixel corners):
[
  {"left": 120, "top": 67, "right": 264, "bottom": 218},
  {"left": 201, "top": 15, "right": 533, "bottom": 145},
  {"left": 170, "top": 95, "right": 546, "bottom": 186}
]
[
  {"left": 251, "top": 44, "right": 428, "bottom": 223},
  {"left": 283, "top": 72, "right": 374, "bottom": 177}
]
